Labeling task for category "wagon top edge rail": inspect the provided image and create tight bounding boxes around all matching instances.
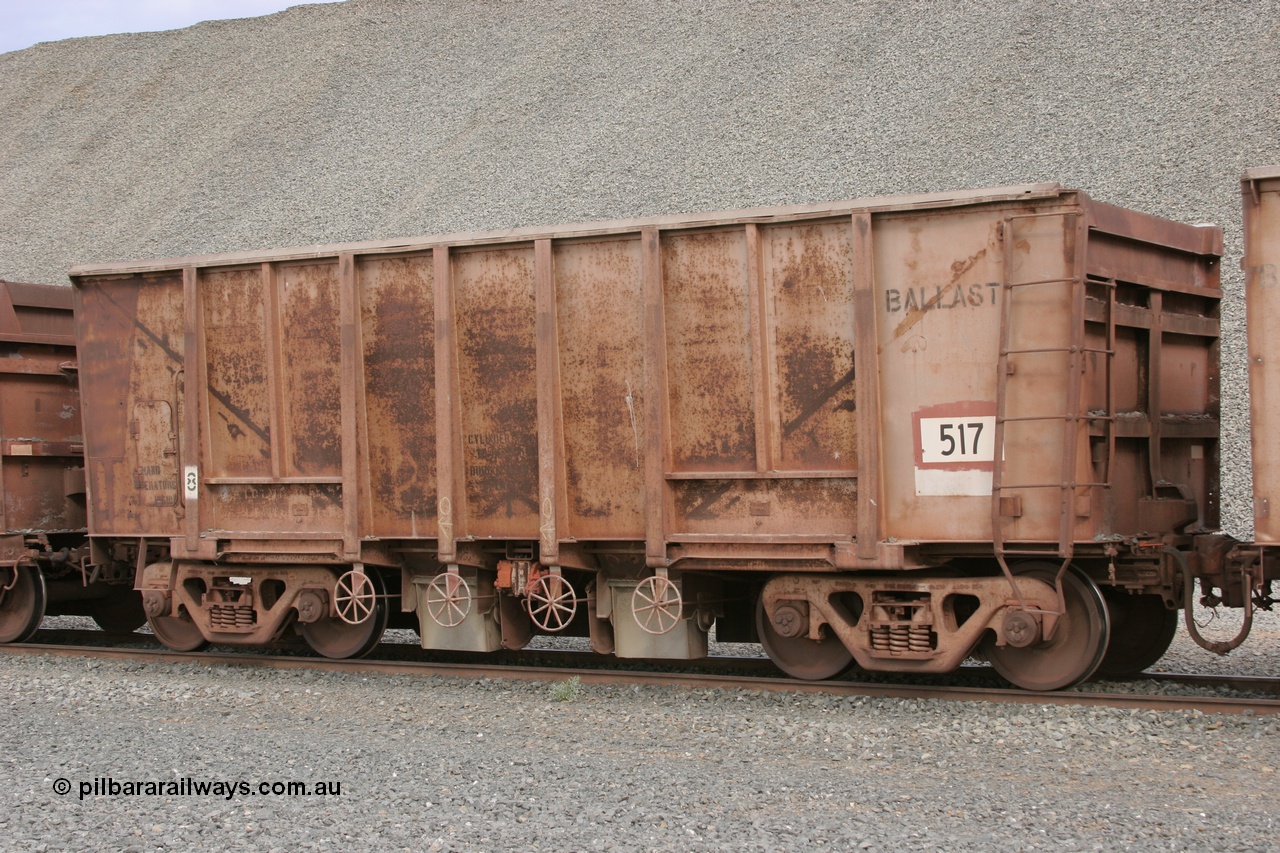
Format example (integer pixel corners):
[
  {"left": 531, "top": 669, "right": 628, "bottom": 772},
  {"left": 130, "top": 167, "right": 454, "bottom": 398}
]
[{"left": 67, "top": 181, "right": 1221, "bottom": 280}]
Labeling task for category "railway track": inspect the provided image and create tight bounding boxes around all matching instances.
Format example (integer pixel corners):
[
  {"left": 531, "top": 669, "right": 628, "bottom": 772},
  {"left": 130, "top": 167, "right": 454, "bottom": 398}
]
[{"left": 5, "top": 630, "right": 1279, "bottom": 717}]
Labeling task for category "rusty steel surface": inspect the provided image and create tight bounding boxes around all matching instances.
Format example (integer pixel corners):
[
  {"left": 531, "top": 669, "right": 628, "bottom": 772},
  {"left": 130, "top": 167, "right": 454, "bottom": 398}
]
[
  {"left": 0, "top": 281, "right": 83, "bottom": 544},
  {"left": 69, "top": 185, "right": 1222, "bottom": 559},
  {"left": 1245, "top": 166, "right": 1280, "bottom": 543}
]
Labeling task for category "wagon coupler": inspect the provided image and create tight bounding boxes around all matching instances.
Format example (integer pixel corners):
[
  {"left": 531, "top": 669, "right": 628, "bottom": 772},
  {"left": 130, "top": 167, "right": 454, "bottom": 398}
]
[{"left": 1164, "top": 545, "right": 1256, "bottom": 655}]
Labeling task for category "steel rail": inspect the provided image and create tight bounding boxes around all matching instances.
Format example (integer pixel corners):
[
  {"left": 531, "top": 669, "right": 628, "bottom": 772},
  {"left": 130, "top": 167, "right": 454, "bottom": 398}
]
[
  {"left": 1128, "top": 670, "right": 1280, "bottom": 696},
  {"left": 2, "top": 640, "right": 1277, "bottom": 717}
]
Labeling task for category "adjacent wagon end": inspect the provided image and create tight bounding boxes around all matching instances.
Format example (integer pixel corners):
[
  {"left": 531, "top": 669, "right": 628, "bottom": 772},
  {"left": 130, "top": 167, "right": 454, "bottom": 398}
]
[{"left": 0, "top": 280, "right": 144, "bottom": 642}]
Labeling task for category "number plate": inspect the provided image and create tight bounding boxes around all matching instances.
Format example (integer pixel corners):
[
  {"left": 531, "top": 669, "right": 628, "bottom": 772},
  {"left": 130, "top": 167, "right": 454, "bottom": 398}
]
[
  {"left": 919, "top": 416, "right": 996, "bottom": 465},
  {"left": 912, "top": 402, "right": 997, "bottom": 496}
]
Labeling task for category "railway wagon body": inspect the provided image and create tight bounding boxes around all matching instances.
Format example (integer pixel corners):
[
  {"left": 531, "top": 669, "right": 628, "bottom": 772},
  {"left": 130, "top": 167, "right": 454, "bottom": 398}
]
[
  {"left": 0, "top": 281, "right": 141, "bottom": 641},
  {"left": 70, "top": 183, "right": 1223, "bottom": 688}
]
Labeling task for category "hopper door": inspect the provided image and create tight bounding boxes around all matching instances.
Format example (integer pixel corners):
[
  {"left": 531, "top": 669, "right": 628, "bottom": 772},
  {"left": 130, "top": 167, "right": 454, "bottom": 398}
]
[{"left": 992, "top": 211, "right": 1113, "bottom": 571}]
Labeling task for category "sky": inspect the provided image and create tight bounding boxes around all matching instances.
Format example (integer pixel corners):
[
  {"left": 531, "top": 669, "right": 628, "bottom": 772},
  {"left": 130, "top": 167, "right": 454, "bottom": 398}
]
[{"left": 1, "top": 0, "right": 347, "bottom": 55}]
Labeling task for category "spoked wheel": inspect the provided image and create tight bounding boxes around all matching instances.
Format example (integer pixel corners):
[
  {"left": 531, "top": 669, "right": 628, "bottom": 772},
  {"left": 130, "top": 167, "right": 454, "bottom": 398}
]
[
  {"left": 90, "top": 587, "right": 147, "bottom": 633},
  {"left": 755, "top": 596, "right": 855, "bottom": 681},
  {"left": 981, "top": 562, "right": 1110, "bottom": 691},
  {"left": 301, "top": 571, "right": 389, "bottom": 659},
  {"left": 0, "top": 564, "right": 46, "bottom": 643},
  {"left": 148, "top": 610, "right": 209, "bottom": 652},
  {"left": 1095, "top": 591, "right": 1178, "bottom": 677},
  {"left": 333, "top": 570, "right": 377, "bottom": 625},
  {"left": 525, "top": 574, "right": 578, "bottom": 632},
  {"left": 424, "top": 572, "right": 472, "bottom": 628},
  {"left": 631, "top": 575, "right": 682, "bottom": 635}
]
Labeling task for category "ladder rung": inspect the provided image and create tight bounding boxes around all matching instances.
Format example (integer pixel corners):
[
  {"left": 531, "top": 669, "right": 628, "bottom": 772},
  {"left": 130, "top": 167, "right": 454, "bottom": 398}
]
[{"left": 993, "top": 215, "right": 1093, "bottom": 565}]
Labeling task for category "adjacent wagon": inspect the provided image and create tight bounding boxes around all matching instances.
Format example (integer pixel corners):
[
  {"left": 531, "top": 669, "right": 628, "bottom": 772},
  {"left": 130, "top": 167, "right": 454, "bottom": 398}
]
[{"left": 0, "top": 280, "right": 141, "bottom": 641}]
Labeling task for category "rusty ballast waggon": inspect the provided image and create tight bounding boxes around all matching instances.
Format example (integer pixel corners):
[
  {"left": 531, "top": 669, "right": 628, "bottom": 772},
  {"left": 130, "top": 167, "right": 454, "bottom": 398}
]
[
  {"left": 0, "top": 280, "right": 144, "bottom": 642},
  {"left": 68, "top": 182, "right": 1233, "bottom": 689}
]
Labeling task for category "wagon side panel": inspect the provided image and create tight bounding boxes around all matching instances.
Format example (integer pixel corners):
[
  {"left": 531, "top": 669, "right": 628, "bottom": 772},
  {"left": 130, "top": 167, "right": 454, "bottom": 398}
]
[
  {"left": 553, "top": 237, "right": 647, "bottom": 540},
  {"left": 358, "top": 254, "right": 437, "bottom": 539},
  {"left": 871, "top": 204, "right": 1054, "bottom": 542},
  {"left": 451, "top": 245, "right": 539, "bottom": 539},
  {"left": 661, "top": 222, "right": 859, "bottom": 540},
  {"left": 198, "top": 261, "right": 347, "bottom": 538}
]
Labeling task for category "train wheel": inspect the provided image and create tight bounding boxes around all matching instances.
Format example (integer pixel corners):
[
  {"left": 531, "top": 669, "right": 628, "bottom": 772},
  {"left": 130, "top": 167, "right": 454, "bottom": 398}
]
[
  {"left": 1095, "top": 592, "right": 1178, "bottom": 677},
  {"left": 982, "top": 563, "right": 1110, "bottom": 691},
  {"left": 148, "top": 610, "right": 209, "bottom": 652},
  {"left": 755, "top": 595, "right": 855, "bottom": 681},
  {"left": 0, "top": 564, "right": 46, "bottom": 643},
  {"left": 90, "top": 587, "right": 147, "bottom": 633},
  {"left": 301, "top": 571, "right": 388, "bottom": 659}
]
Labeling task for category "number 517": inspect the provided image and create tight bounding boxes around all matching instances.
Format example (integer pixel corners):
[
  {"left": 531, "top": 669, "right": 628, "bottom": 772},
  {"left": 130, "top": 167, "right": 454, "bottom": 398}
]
[{"left": 939, "top": 422, "right": 983, "bottom": 456}]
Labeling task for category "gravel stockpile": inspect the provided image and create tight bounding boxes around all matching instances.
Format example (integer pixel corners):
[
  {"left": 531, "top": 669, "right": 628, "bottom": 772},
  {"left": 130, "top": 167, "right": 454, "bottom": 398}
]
[
  {"left": 0, "top": 0, "right": 1278, "bottom": 532},
  {"left": 3, "top": 652, "right": 1278, "bottom": 852}
]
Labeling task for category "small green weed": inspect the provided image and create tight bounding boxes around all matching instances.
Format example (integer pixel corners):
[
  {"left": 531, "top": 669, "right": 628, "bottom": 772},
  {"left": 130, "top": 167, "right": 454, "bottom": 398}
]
[{"left": 549, "top": 675, "right": 581, "bottom": 703}]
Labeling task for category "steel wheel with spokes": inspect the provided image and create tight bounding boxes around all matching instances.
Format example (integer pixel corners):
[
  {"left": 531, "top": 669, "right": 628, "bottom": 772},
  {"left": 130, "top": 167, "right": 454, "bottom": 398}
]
[
  {"left": 424, "top": 572, "right": 472, "bottom": 628},
  {"left": 631, "top": 575, "right": 682, "bottom": 635},
  {"left": 526, "top": 574, "right": 577, "bottom": 632},
  {"left": 334, "top": 570, "right": 377, "bottom": 625}
]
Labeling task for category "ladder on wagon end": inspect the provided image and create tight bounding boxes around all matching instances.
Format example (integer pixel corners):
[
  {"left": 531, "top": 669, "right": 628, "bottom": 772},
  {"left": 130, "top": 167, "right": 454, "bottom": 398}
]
[{"left": 991, "top": 211, "right": 1116, "bottom": 615}]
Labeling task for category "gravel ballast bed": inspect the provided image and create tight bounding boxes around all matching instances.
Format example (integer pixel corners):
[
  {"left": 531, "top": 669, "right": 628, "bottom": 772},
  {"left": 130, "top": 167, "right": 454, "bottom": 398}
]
[{"left": 5, "top": 652, "right": 1278, "bottom": 853}]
